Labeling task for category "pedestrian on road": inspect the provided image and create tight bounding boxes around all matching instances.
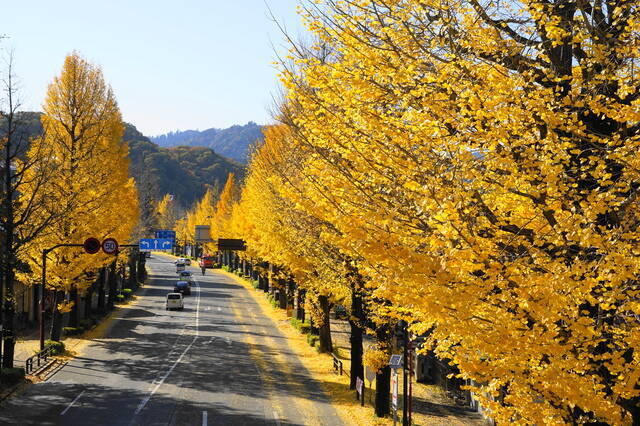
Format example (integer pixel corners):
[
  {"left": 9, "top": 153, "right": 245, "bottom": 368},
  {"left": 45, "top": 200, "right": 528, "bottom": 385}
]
[{"left": 201, "top": 266, "right": 206, "bottom": 275}]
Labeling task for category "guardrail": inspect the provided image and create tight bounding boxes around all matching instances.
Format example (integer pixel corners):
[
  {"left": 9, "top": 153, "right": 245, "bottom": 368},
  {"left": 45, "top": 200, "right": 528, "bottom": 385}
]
[
  {"left": 25, "top": 346, "right": 54, "bottom": 375},
  {"left": 331, "top": 353, "right": 343, "bottom": 376}
]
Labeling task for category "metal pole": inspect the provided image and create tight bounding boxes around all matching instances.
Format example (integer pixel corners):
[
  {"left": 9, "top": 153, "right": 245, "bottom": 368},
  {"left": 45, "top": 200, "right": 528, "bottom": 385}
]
[
  {"left": 40, "top": 249, "right": 46, "bottom": 350},
  {"left": 402, "top": 322, "right": 409, "bottom": 426},
  {"left": 409, "top": 342, "right": 413, "bottom": 425}
]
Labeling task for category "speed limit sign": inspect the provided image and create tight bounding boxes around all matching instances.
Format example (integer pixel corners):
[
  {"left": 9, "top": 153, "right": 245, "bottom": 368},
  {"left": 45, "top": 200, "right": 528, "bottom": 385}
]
[{"left": 102, "top": 238, "right": 119, "bottom": 255}]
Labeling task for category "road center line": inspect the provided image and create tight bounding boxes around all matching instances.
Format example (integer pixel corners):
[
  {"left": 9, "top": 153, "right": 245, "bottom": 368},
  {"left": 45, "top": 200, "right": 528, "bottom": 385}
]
[
  {"left": 133, "top": 279, "right": 201, "bottom": 417},
  {"left": 60, "top": 390, "right": 85, "bottom": 416},
  {"left": 202, "top": 410, "right": 208, "bottom": 426}
]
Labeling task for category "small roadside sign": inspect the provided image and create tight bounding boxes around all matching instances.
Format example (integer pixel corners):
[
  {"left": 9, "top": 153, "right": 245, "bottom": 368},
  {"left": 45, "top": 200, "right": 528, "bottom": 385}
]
[
  {"left": 356, "top": 376, "right": 364, "bottom": 406},
  {"left": 391, "top": 370, "right": 399, "bottom": 409},
  {"left": 102, "top": 238, "right": 119, "bottom": 255},
  {"left": 365, "top": 365, "right": 376, "bottom": 383},
  {"left": 389, "top": 354, "right": 403, "bottom": 369},
  {"left": 83, "top": 237, "right": 101, "bottom": 254}
]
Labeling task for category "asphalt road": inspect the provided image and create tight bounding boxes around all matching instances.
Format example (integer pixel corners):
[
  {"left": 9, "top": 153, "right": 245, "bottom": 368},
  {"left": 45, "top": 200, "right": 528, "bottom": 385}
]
[{"left": 0, "top": 254, "right": 341, "bottom": 425}]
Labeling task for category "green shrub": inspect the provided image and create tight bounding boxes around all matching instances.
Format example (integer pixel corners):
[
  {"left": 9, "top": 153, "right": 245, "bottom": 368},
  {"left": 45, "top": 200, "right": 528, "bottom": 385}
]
[
  {"left": 222, "top": 265, "right": 230, "bottom": 272},
  {"left": 307, "top": 334, "right": 319, "bottom": 348},
  {"left": 63, "top": 326, "right": 81, "bottom": 336},
  {"left": 0, "top": 367, "right": 25, "bottom": 386},
  {"left": 116, "top": 294, "right": 125, "bottom": 302},
  {"left": 266, "top": 294, "right": 279, "bottom": 309},
  {"left": 123, "top": 288, "right": 133, "bottom": 296},
  {"left": 290, "top": 318, "right": 312, "bottom": 334},
  {"left": 251, "top": 279, "right": 260, "bottom": 289},
  {"left": 44, "top": 340, "right": 65, "bottom": 355}
]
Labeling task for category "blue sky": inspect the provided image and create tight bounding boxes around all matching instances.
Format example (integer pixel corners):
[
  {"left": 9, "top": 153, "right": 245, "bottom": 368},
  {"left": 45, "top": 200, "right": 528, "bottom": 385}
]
[{"left": 1, "top": 0, "right": 305, "bottom": 135}]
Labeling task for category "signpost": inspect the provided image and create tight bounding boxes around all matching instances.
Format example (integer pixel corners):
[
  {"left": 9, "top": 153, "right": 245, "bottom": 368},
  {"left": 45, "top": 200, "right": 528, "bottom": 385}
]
[
  {"left": 195, "top": 225, "right": 213, "bottom": 243},
  {"left": 102, "top": 238, "right": 119, "bottom": 255},
  {"left": 392, "top": 371, "right": 399, "bottom": 420},
  {"left": 155, "top": 230, "right": 176, "bottom": 240},
  {"left": 356, "top": 377, "right": 364, "bottom": 406},
  {"left": 40, "top": 238, "right": 137, "bottom": 349},
  {"left": 389, "top": 354, "right": 403, "bottom": 426},
  {"left": 217, "top": 238, "right": 246, "bottom": 251},
  {"left": 139, "top": 238, "right": 174, "bottom": 251},
  {"left": 83, "top": 237, "right": 101, "bottom": 254}
]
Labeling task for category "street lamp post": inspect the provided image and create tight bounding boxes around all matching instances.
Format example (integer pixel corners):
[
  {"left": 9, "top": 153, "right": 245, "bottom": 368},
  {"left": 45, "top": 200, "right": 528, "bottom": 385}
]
[
  {"left": 40, "top": 244, "right": 83, "bottom": 350},
  {"left": 39, "top": 242, "right": 139, "bottom": 350}
]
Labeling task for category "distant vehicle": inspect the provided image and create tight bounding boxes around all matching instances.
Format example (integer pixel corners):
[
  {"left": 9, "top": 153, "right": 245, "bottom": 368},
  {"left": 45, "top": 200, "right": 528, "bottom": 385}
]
[
  {"left": 200, "top": 255, "right": 216, "bottom": 269},
  {"left": 179, "top": 271, "right": 194, "bottom": 285},
  {"left": 166, "top": 293, "right": 184, "bottom": 310},
  {"left": 176, "top": 263, "right": 185, "bottom": 273},
  {"left": 174, "top": 258, "right": 187, "bottom": 264},
  {"left": 184, "top": 258, "right": 191, "bottom": 266},
  {"left": 174, "top": 281, "right": 191, "bottom": 295}
]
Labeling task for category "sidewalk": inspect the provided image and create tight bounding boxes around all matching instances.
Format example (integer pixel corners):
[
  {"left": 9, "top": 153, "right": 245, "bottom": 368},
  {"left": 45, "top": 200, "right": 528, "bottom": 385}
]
[
  {"left": 12, "top": 301, "right": 134, "bottom": 373},
  {"left": 330, "top": 316, "right": 488, "bottom": 425}
]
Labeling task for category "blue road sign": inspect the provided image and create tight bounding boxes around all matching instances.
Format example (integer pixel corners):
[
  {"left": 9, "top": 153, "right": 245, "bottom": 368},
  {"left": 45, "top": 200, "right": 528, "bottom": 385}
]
[
  {"left": 155, "top": 230, "right": 176, "bottom": 239},
  {"left": 139, "top": 238, "right": 174, "bottom": 251}
]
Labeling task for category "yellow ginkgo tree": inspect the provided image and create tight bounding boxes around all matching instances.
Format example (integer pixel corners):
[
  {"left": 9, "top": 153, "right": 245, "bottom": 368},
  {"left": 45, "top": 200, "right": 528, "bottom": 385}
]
[
  {"left": 274, "top": 0, "right": 640, "bottom": 423},
  {"left": 24, "top": 53, "right": 138, "bottom": 342}
]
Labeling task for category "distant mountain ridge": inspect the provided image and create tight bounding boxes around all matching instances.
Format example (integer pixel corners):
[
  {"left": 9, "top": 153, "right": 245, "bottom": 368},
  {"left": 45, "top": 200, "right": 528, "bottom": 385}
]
[
  {"left": 125, "top": 124, "right": 244, "bottom": 208},
  {"left": 10, "top": 112, "right": 244, "bottom": 209},
  {"left": 151, "top": 122, "right": 264, "bottom": 163}
]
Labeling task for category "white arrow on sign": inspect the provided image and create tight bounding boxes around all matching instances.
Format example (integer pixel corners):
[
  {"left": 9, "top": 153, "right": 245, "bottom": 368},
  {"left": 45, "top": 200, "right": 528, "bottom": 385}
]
[
  {"left": 140, "top": 240, "right": 150, "bottom": 249},
  {"left": 162, "top": 241, "right": 171, "bottom": 248}
]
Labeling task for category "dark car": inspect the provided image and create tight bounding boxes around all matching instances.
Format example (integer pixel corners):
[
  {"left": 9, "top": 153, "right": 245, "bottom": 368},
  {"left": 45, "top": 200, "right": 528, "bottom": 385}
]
[{"left": 174, "top": 281, "right": 191, "bottom": 295}]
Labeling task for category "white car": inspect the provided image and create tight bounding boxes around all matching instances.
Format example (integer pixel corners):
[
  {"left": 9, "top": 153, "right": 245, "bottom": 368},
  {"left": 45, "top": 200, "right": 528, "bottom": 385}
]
[
  {"left": 179, "top": 271, "right": 193, "bottom": 283},
  {"left": 166, "top": 293, "right": 184, "bottom": 310},
  {"left": 174, "top": 257, "right": 191, "bottom": 266}
]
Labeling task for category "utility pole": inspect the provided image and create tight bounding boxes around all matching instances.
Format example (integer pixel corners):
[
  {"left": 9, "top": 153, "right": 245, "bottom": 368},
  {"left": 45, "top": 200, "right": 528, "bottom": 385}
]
[
  {"left": 40, "top": 241, "right": 139, "bottom": 349},
  {"left": 402, "top": 320, "right": 409, "bottom": 426}
]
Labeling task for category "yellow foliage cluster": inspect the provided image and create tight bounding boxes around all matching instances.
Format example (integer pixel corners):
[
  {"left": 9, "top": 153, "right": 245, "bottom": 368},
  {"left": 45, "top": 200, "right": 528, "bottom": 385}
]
[
  {"left": 176, "top": 173, "right": 238, "bottom": 254},
  {"left": 268, "top": 1, "right": 640, "bottom": 423},
  {"left": 19, "top": 53, "right": 138, "bottom": 295},
  {"left": 182, "top": 1, "right": 640, "bottom": 422},
  {"left": 228, "top": 1, "right": 640, "bottom": 424},
  {"left": 363, "top": 348, "right": 389, "bottom": 374}
]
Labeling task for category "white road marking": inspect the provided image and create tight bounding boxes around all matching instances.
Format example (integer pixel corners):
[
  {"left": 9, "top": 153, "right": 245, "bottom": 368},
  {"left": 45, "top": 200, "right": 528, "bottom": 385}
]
[
  {"left": 217, "top": 307, "right": 222, "bottom": 312},
  {"left": 202, "top": 410, "right": 208, "bottom": 426},
  {"left": 133, "top": 280, "right": 201, "bottom": 417},
  {"left": 225, "top": 337, "right": 231, "bottom": 346},
  {"left": 273, "top": 410, "right": 281, "bottom": 426},
  {"left": 60, "top": 390, "right": 85, "bottom": 416}
]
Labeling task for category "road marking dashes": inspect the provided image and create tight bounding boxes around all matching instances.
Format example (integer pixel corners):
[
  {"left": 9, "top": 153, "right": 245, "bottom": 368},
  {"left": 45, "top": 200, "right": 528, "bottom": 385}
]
[{"left": 60, "top": 390, "right": 85, "bottom": 416}]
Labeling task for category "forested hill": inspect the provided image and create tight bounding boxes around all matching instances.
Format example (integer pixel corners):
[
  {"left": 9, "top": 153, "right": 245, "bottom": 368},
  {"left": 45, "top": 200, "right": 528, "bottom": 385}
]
[
  {"left": 150, "top": 122, "right": 263, "bottom": 163},
  {"left": 11, "top": 112, "right": 243, "bottom": 208},
  {"left": 124, "top": 124, "right": 244, "bottom": 207}
]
